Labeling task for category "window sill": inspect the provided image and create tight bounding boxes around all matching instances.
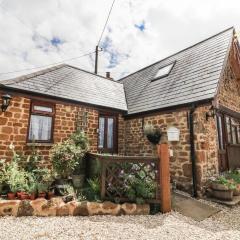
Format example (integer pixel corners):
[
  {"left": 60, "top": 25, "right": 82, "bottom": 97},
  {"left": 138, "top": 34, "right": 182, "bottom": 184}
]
[{"left": 26, "top": 143, "right": 53, "bottom": 147}]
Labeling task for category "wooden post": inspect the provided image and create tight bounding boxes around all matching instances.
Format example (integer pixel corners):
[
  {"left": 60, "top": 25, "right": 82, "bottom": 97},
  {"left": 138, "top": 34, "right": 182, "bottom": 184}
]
[{"left": 157, "top": 144, "right": 171, "bottom": 213}]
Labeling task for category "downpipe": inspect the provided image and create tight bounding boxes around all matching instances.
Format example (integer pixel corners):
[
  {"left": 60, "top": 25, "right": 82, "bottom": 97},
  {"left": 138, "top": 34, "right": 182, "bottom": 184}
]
[{"left": 189, "top": 104, "right": 198, "bottom": 198}]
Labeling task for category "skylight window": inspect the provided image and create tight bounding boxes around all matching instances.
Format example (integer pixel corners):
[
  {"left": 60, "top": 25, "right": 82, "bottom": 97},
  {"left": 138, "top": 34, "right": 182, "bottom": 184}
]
[{"left": 153, "top": 62, "right": 175, "bottom": 80}]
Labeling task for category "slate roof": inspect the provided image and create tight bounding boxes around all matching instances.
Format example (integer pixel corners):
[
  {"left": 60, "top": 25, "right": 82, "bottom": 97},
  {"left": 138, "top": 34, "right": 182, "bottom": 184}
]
[
  {"left": 120, "top": 27, "right": 234, "bottom": 115},
  {"left": 0, "top": 64, "right": 127, "bottom": 111},
  {"left": 0, "top": 27, "right": 234, "bottom": 115}
]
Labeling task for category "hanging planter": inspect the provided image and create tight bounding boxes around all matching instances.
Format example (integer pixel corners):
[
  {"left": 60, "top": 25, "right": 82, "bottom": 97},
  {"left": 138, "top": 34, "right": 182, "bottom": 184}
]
[{"left": 143, "top": 124, "right": 162, "bottom": 145}]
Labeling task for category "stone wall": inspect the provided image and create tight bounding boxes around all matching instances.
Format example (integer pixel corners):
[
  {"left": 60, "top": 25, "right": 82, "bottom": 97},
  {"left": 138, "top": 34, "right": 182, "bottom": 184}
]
[
  {"left": 120, "top": 105, "right": 217, "bottom": 194},
  {"left": 0, "top": 93, "right": 121, "bottom": 166},
  {"left": 216, "top": 45, "right": 240, "bottom": 113}
]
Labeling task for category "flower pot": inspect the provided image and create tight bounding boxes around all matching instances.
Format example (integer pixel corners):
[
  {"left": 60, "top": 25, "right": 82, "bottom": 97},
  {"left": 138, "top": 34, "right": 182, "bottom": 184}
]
[
  {"left": 211, "top": 183, "right": 229, "bottom": 191},
  {"left": 17, "top": 192, "right": 22, "bottom": 199},
  {"left": 211, "top": 189, "right": 233, "bottom": 201},
  {"left": 20, "top": 193, "right": 29, "bottom": 200},
  {"left": 72, "top": 174, "right": 85, "bottom": 188},
  {"left": 47, "top": 191, "right": 54, "bottom": 199},
  {"left": 29, "top": 193, "right": 36, "bottom": 200},
  {"left": 38, "top": 192, "right": 46, "bottom": 199},
  {"left": 7, "top": 192, "right": 16, "bottom": 200},
  {"left": 146, "top": 133, "right": 161, "bottom": 145}
]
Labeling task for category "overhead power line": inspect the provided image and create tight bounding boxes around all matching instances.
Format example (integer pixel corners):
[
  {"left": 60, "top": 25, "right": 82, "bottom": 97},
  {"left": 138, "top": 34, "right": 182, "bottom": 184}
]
[
  {"left": 97, "top": 0, "right": 116, "bottom": 46},
  {"left": 95, "top": 0, "right": 116, "bottom": 74},
  {"left": 0, "top": 51, "right": 96, "bottom": 76}
]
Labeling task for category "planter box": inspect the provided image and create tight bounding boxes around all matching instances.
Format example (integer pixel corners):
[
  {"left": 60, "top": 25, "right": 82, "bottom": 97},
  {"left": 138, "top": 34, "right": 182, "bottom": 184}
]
[
  {"left": 211, "top": 183, "right": 229, "bottom": 191},
  {"left": 211, "top": 189, "right": 233, "bottom": 201}
]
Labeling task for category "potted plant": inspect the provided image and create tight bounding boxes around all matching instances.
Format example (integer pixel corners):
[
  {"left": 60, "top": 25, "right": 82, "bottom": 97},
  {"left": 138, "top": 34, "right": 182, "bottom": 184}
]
[
  {"left": 37, "top": 183, "right": 48, "bottom": 199},
  {"left": 225, "top": 171, "right": 240, "bottom": 196},
  {"left": 210, "top": 176, "right": 236, "bottom": 201},
  {"left": 143, "top": 124, "right": 162, "bottom": 145},
  {"left": 28, "top": 182, "right": 37, "bottom": 200},
  {"left": 51, "top": 139, "right": 84, "bottom": 183}
]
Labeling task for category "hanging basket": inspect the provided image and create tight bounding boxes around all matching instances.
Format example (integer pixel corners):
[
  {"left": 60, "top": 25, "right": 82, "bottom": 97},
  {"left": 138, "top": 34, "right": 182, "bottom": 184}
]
[{"left": 144, "top": 124, "right": 162, "bottom": 145}]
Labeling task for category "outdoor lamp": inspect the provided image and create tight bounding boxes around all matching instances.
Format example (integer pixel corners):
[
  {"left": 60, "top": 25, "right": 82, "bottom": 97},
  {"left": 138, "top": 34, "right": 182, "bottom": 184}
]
[
  {"left": 1, "top": 94, "right": 12, "bottom": 112},
  {"left": 206, "top": 106, "right": 215, "bottom": 121}
]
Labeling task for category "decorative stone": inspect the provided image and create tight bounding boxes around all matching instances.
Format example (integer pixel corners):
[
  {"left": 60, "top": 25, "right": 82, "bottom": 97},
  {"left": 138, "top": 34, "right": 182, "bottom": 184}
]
[
  {"left": 17, "top": 200, "right": 34, "bottom": 216},
  {"left": 30, "top": 198, "right": 56, "bottom": 216},
  {"left": 121, "top": 203, "right": 137, "bottom": 215},
  {"left": 49, "top": 197, "right": 65, "bottom": 207},
  {"left": 67, "top": 201, "right": 89, "bottom": 216},
  {"left": 87, "top": 202, "right": 103, "bottom": 216},
  {"left": 135, "top": 204, "right": 150, "bottom": 215},
  {"left": 101, "top": 201, "right": 121, "bottom": 215},
  {"left": 0, "top": 200, "right": 21, "bottom": 217},
  {"left": 56, "top": 204, "right": 69, "bottom": 216},
  {"left": 120, "top": 203, "right": 150, "bottom": 215}
]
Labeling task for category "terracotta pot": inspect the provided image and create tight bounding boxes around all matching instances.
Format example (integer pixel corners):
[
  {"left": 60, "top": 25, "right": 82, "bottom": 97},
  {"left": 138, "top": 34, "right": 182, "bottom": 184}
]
[
  {"left": 17, "top": 192, "right": 22, "bottom": 199},
  {"left": 38, "top": 192, "right": 46, "bottom": 199},
  {"left": 29, "top": 193, "right": 36, "bottom": 200},
  {"left": 20, "top": 193, "right": 29, "bottom": 200},
  {"left": 47, "top": 191, "right": 54, "bottom": 199},
  {"left": 7, "top": 192, "right": 16, "bottom": 200}
]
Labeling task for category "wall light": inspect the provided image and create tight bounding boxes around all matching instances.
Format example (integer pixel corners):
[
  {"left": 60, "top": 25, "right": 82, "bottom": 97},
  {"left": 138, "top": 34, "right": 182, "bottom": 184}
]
[
  {"left": 206, "top": 106, "right": 215, "bottom": 121},
  {"left": 1, "top": 94, "right": 12, "bottom": 112}
]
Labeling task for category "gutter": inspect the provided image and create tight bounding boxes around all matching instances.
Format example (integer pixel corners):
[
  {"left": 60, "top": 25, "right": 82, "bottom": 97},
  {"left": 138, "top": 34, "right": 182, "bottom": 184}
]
[{"left": 189, "top": 104, "right": 198, "bottom": 198}]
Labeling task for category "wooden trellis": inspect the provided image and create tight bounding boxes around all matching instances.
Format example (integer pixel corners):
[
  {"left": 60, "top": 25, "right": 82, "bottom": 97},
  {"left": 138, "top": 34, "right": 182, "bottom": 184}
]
[{"left": 90, "top": 144, "right": 171, "bottom": 213}]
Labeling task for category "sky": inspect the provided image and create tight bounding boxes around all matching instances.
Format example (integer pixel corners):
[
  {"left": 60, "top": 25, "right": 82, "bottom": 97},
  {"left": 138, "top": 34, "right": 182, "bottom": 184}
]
[{"left": 0, "top": 0, "right": 239, "bottom": 81}]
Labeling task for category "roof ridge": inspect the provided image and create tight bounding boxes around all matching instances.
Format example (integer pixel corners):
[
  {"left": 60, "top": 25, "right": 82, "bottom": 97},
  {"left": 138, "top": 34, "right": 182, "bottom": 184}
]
[
  {"left": 0, "top": 64, "right": 66, "bottom": 85},
  {"left": 119, "top": 26, "right": 234, "bottom": 82},
  {"left": 64, "top": 64, "right": 123, "bottom": 84}
]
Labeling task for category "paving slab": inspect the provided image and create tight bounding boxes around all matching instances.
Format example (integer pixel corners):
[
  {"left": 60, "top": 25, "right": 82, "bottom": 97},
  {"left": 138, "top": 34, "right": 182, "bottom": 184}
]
[{"left": 172, "top": 193, "right": 220, "bottom": 221}]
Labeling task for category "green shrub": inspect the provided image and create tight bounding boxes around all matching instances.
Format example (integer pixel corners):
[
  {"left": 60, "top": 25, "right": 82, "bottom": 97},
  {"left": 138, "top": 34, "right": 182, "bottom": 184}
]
[
  {"left": 70, "top": 130, "right": 89, "bottom": 150},
  {"left": 51, "top": 131, "right": 89, "bottom": 179},
  {"left": 126, "top": 177, "right": 156, "bottom": 204},
  {"left": 84, "top": 178, "right": 101, "bottom": 201},
  {"left": 51, "top": 139, "right": 85, "bottom": 179}
]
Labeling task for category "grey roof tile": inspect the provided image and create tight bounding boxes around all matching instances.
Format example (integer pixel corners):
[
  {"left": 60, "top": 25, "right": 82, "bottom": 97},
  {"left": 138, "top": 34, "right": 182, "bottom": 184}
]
[
  {"left": 0, "top": 64, "right": 127, "bottom": 111},
  {"left": 120, "top": 27, "right": 234, "bottom": 115}
]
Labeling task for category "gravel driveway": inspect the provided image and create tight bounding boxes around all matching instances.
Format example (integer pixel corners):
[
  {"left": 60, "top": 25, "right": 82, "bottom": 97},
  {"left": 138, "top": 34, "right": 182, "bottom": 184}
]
[{"left": 0, "top": 206, "right": 240, "bottom": 240}]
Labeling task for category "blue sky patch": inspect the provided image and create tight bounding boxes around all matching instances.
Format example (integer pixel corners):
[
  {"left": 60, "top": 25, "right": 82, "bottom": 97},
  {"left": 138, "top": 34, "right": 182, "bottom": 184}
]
[
  {"left": 134, "top": 21, "right": 145, "bottom": 31},
  {"left": 51, "top": 37, "right": 63, "bottom": 47}
]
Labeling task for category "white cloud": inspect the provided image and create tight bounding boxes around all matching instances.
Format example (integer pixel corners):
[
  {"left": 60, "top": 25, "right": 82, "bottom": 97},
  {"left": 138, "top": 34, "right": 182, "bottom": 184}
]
[{"left": 0, "top": 0, "right": 239, "bottom": 80}]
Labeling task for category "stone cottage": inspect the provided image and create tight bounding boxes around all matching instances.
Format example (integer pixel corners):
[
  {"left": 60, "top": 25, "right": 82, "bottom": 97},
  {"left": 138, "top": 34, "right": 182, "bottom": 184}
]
[{"left": 0, "top": 27, "right": 240, "bottom": 196}]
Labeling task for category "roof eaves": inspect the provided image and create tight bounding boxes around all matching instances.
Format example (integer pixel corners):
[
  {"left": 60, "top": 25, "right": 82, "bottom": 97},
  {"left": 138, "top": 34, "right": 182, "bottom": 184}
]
[{"left": 0, "top": 64, "right": 66, "bottom": 86}]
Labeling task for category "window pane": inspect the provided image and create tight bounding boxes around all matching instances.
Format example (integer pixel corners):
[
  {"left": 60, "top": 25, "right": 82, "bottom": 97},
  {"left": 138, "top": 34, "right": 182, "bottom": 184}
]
[
  {"left": 232, "top": 119, "right": 238, "bottom": 144},
  {"left": 34, "top": 105, "right": 52, "bottom": 113},
  {"left": 155, "top": 63, "right": 174, "bottom": 79},
  {"left": 98, "top": 117, "right": 105, "bottom": 148},
  {"left": 29, "top": 115, "right": 52, "bottom": 141},
  {"left": 107, "top": 118, "right": 113, "bottom": 149}
]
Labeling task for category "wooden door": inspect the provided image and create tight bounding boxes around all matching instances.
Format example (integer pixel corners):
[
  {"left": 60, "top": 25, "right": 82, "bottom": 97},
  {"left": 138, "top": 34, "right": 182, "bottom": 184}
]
[{"left": 217, "top": 113, "right": 240, "bottom": 171}]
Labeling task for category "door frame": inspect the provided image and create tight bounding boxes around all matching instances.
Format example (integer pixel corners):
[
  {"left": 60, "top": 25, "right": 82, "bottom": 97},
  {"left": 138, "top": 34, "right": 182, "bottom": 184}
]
[{"left": 97, "top": 111, "right": 118, "bottom": 154}]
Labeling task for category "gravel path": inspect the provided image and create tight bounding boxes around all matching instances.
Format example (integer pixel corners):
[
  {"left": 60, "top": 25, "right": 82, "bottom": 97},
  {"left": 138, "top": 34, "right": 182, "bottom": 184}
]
[{"left": 0, "top": 206, "right": 240, "bottom": 240}]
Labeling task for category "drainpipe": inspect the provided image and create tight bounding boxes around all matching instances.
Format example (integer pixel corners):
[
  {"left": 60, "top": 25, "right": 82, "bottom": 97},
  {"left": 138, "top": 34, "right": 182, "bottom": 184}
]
[{"left": 189, "top": 104, "right": 198, "bottom": 198}]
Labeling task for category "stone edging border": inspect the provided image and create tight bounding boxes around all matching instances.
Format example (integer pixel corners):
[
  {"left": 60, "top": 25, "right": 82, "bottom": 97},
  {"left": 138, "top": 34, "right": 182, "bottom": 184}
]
[{"left": 0, "top": 198, "right": 150, "bottom": 217}]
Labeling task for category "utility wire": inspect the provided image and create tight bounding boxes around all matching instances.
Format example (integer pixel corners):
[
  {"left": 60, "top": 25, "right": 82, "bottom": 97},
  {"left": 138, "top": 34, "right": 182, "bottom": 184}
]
[
  {"left": 97, "top": 0, "right": 116, "bottom": 46},
  {"left": 0, "top": 51, "right": 96, "bottom": 76}
]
